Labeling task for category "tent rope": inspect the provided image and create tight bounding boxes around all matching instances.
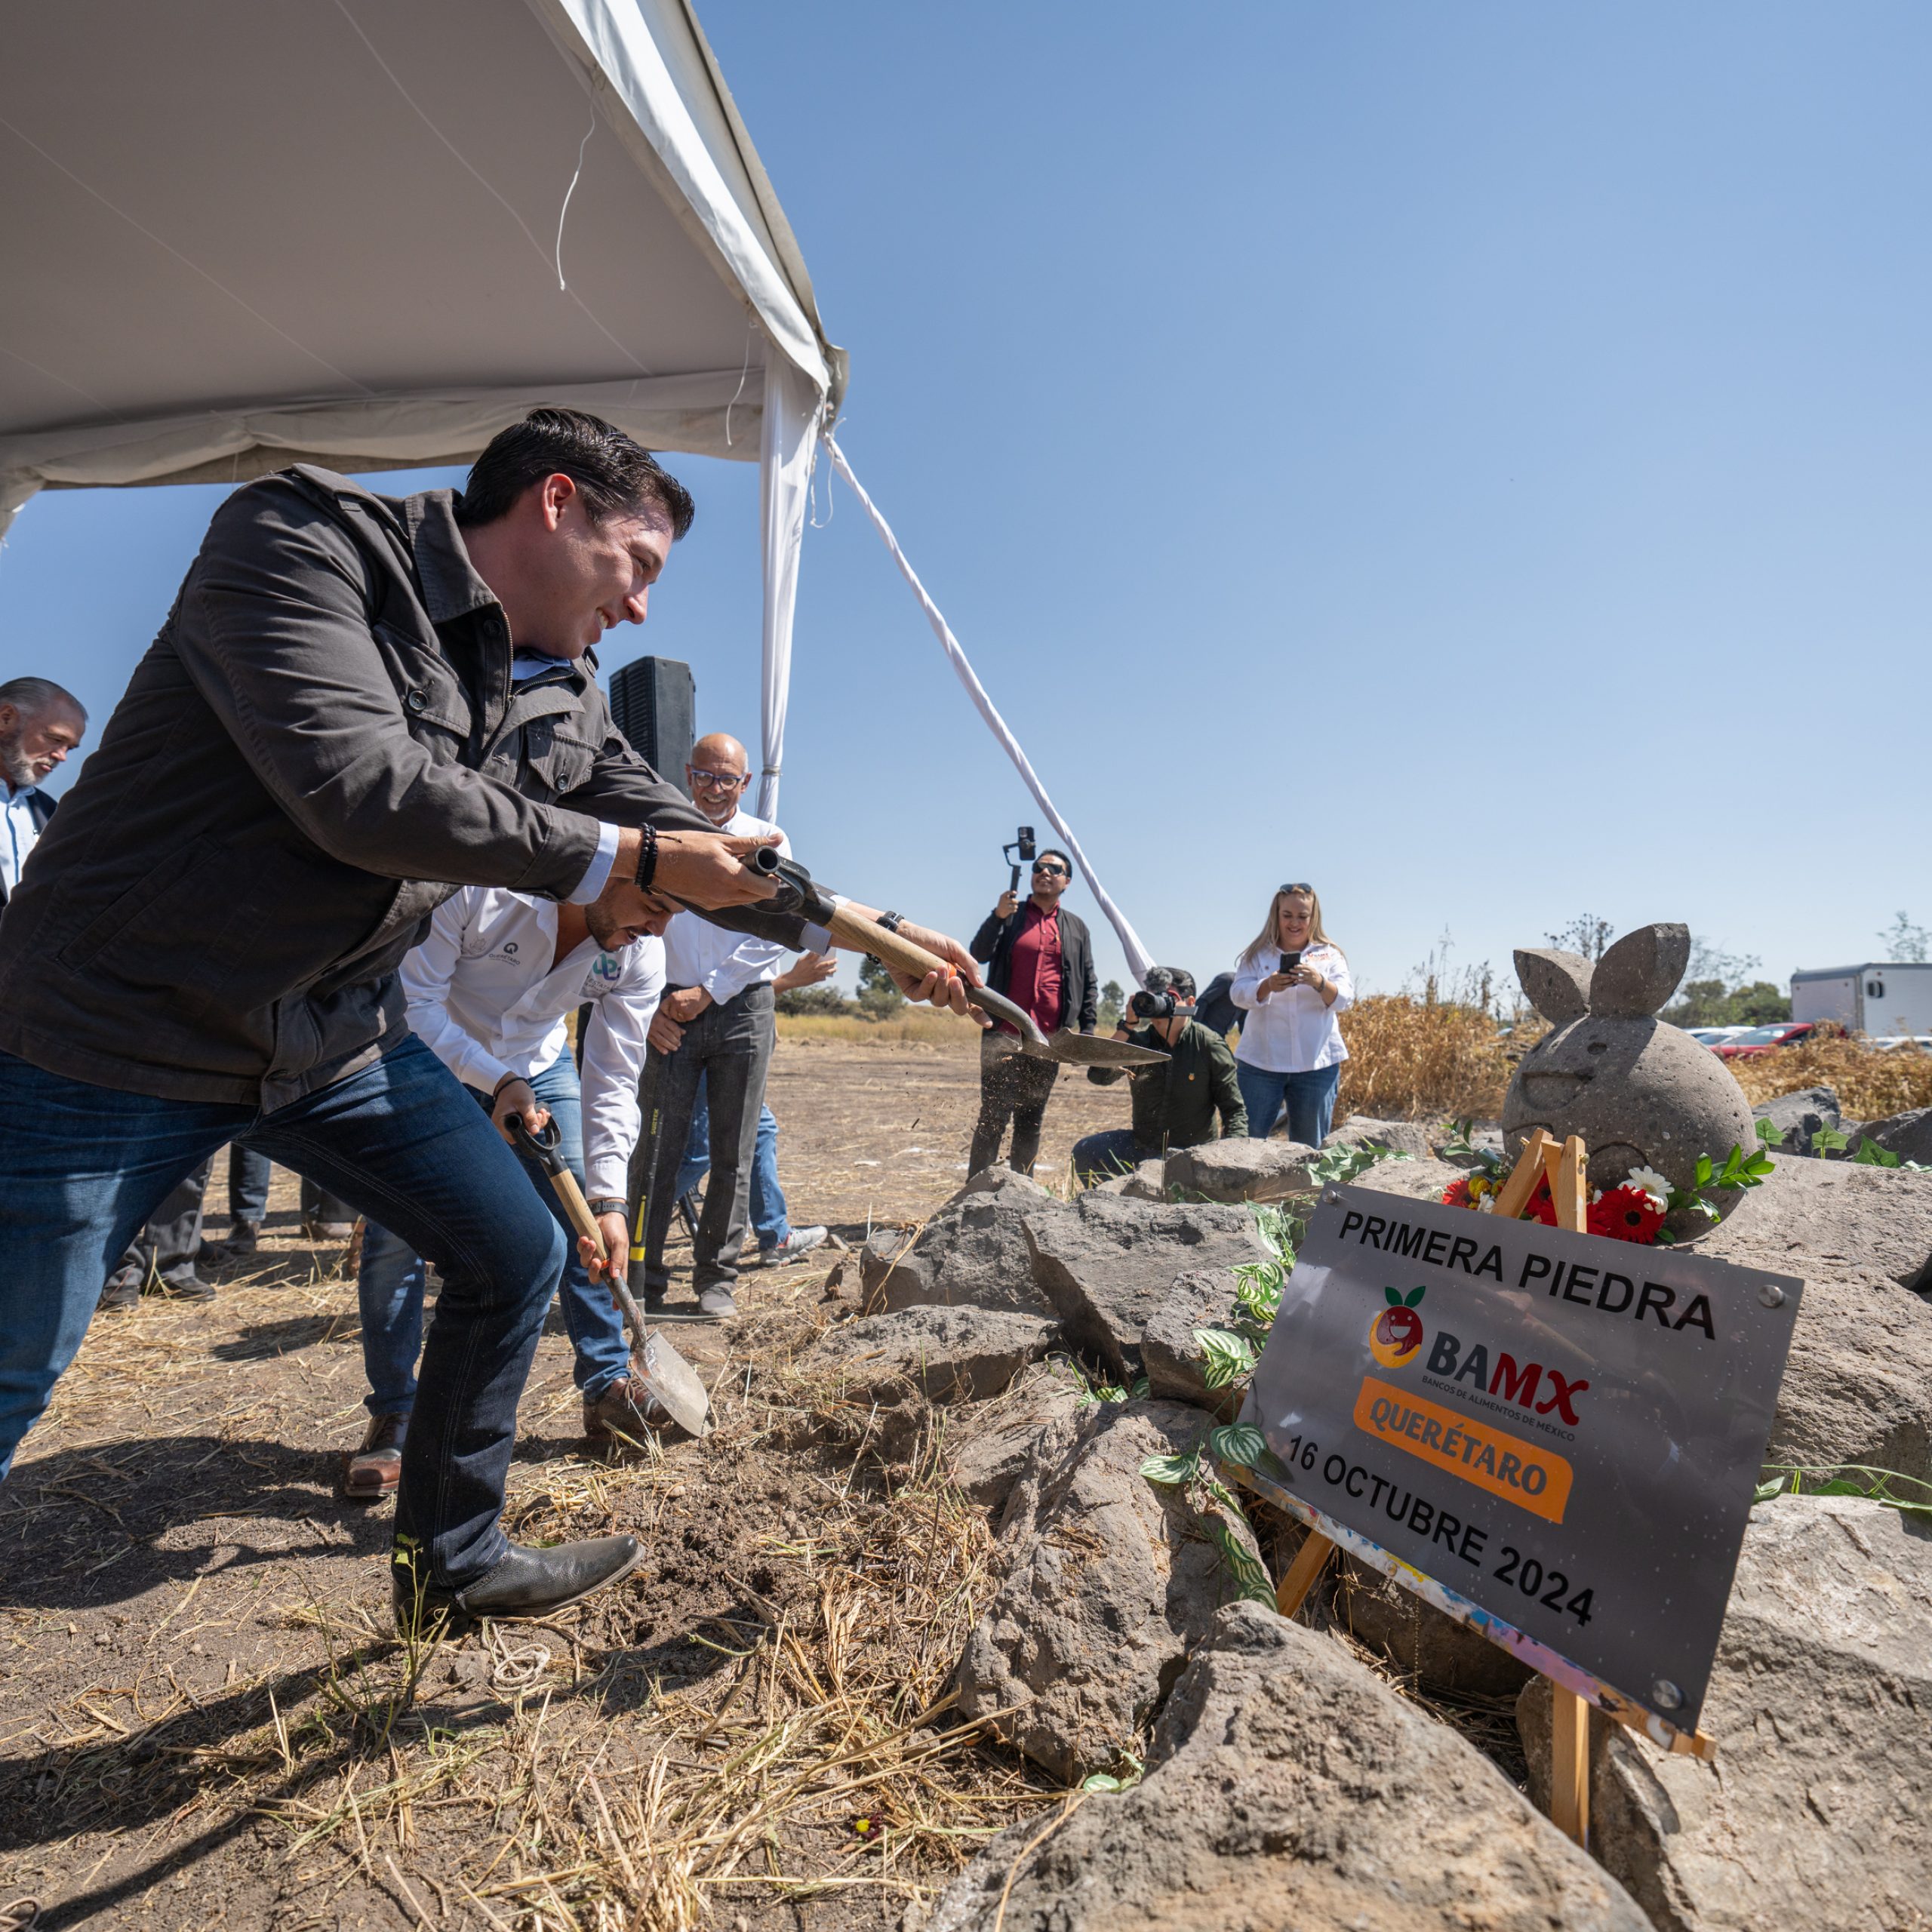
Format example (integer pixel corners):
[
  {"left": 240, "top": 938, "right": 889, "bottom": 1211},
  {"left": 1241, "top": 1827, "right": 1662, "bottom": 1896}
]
[{"left": 820, "top": 434, "right": 1155, "bottom": 986}]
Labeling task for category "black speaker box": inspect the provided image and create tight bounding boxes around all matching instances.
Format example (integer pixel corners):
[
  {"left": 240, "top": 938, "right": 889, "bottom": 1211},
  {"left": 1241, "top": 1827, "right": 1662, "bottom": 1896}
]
[{"left": 608, "top": 656, "right": 697, "bottom": 797}]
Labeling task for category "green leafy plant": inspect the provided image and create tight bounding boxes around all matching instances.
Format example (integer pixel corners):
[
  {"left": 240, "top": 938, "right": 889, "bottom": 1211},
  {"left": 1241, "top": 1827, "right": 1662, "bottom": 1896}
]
[
  {"left": 1308, "top": 1140, "right": 1410, "bottom": 1189},
  {"left": 1140, "top": 1433, "right": 1275, "bottom": 1608},
  {"left": 1850, "top": 1135, "right": 1924, "bottom": 1171},
  {"left": 1194, "top": 1326, "right": 1258, "bottom": 1391},
  {"left": 1811, "top": 1123, "right": 1850, "bottom": 1158},
  {"left": 1081, "top": 1746, "right": 1145, "bottom": 1794},
  {"left": 1754, "top": 1463, "right": 1932, "bottom": 1515}
]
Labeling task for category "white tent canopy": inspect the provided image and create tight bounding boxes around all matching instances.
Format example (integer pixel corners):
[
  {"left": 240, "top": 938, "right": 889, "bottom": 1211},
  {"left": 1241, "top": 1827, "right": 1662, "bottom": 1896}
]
[
  {"left": 1, "top": 0, "right": 1158, "bottom": 977},
  {"left": 0, "top": 0, "right": 835, "bottom": 814}
]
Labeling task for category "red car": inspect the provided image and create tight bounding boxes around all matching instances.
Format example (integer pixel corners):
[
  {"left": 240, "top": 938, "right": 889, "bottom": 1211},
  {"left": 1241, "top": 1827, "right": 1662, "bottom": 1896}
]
[{"left": 1715, "top": 1022, "right": 1817, "bottom": 1060}]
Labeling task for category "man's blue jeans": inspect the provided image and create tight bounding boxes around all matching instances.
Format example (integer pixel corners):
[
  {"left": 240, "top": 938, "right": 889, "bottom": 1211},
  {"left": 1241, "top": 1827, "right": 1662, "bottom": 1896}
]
[
  {"left": 358, "top": 1054, "right": 629, "bottom": 1414},
  {"left": 0, "top": 1038, "right": 565, "bottom": 1587},
  {"left": 1235, "top": 1059, "right": 1342, "bottom": 1149},
  {"left": 674, "top": 1072, "right": 790, "bottom": 1249}
]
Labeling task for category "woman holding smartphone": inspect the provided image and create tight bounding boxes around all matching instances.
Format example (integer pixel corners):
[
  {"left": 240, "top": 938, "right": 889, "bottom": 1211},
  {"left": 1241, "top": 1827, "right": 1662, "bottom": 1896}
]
[{"left": 1229, "top": 883, "right": 1352, "bottom": 1147}]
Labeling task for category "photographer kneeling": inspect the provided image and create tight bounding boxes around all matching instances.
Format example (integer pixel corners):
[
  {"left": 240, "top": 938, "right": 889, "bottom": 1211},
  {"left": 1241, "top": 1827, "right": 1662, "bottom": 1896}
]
[{"left": 1071, "top": 968, "right": 1246, "bottom": 1184}]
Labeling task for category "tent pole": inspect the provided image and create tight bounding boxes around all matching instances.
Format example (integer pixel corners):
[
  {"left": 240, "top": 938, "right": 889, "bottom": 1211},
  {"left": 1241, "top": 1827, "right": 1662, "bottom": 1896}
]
[{"left": 821, "top": 435, "right": 1156, "bottom": 986}]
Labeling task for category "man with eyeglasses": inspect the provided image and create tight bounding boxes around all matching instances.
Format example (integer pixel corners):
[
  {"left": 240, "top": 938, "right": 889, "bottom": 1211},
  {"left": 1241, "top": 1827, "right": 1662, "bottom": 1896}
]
[
  {"left": 967, "top": 848, "right": 1098, "bottom": 1177},
  {"left": 632, "top": 733, "right": 823, "bottom": 1318}
]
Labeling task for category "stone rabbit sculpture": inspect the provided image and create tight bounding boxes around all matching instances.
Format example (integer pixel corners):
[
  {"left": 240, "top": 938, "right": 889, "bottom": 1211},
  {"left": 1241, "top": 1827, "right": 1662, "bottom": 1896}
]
[{"left": 1503, "top": 921, "right": 1755, "bottom": 1223}]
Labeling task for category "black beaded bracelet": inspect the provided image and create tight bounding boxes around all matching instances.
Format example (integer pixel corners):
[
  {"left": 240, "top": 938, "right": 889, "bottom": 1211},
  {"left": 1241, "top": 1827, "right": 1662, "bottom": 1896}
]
[{"left": 634, "top": 822, "right": 659, "bottom": 893}]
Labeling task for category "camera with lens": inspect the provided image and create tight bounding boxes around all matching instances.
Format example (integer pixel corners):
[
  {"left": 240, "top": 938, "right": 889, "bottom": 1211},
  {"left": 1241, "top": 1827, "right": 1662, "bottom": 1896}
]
[{"left": 1128, "top": 967, "right": 1196, "bottom": 1024}]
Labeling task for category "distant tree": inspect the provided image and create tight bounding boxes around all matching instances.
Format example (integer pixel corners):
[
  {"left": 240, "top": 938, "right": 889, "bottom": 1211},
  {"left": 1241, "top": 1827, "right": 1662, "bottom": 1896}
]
[
  {"left": 774, "top": 983, "right": 850, "bottom": 1017},
  {"left": 855, "top": 954, "right": 906, "bottom": 1020},
  {"left": 1879, "top": 911, "right": 1930, "bottom": 963},
  {"left": 1098, "top": 979, "right": 1125, "bottom": 1030},
  {"left": 1546, "top": 915, "right": 1615, "bottom": 961},
  {"left": 1730, "top": 981, "right": 1792, "bottom": 1025}
]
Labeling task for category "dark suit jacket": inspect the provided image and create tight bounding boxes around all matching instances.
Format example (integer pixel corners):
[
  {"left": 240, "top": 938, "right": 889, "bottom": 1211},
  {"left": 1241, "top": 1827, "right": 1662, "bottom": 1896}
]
[{"left": 0, "top": 787, "right": 56, "bottom": 909}]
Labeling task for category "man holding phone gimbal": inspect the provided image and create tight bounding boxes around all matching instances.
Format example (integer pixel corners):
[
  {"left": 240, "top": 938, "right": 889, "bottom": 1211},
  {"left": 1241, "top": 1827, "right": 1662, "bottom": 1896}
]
[{"left": 967, "top": 843, "right": 1097, "bottom": 1177}]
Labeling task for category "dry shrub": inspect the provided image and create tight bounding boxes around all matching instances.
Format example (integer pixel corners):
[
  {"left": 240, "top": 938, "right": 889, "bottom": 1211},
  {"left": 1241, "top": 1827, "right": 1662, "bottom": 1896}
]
[
  {"left": 776, "top": 1011, "right": 968, "bottom": 1049},
  {"left": 1726, "top": 1039, "right": 1932, "bottom": 1119},
  {"left": 1334, "top": 995, "right": 1527, "bottom": 1123}
]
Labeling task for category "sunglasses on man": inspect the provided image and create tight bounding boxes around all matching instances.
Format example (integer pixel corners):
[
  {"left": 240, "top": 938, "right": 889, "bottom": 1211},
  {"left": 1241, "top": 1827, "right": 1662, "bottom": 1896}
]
[{"left": 1032, "top": 862, "right": 1069, "bottom": 877}]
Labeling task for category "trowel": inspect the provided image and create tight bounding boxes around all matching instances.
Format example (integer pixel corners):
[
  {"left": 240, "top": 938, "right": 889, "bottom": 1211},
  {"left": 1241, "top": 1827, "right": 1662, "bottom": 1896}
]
[{"left": 506, "top": 1113, "right": 712, "bottom": 1438}]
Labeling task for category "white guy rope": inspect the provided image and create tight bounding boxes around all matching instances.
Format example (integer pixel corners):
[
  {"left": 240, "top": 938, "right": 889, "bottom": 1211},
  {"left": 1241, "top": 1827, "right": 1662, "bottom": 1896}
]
[{"left": 822, "top": 435, "right": 1155, "bottom": 986}]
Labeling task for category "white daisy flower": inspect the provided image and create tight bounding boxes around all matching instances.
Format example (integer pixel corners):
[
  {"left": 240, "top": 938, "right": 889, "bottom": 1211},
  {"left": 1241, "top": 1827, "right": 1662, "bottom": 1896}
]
[{"left": 1628, "top": 1164, "right": 1672, "bottom": 1208}]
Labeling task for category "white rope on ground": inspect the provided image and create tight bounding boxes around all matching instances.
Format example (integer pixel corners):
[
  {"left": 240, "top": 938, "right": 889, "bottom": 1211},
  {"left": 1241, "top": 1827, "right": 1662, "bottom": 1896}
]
[{"left": 822, "top": 435, "right": 1155, "bottom": 986}]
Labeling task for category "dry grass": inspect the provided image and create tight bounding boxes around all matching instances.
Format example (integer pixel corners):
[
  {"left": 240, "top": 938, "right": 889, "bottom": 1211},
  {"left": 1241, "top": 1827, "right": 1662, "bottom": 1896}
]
[
  {"left": 775, "top": 1012, "right": 968, "bottom": 1050},
  {"left": 1726, "top": 1038, "right": 1932, "bottom": 1119},
  {"left": 1334, "top": 996, "right": 1533, "bottom": 1123}
]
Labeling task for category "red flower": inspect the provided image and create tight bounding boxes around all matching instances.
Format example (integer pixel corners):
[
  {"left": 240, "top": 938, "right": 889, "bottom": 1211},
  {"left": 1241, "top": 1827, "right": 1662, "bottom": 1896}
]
[
  {"left": 1587, "top": 1183, "right": 1665, "bottom": 1245},
  {"left": 1441, "top": 1179, "right": 1473, "bottom": 1208},
  {"left": 1521, "top": 1177, "right": 1558, "bottom": 1226}
]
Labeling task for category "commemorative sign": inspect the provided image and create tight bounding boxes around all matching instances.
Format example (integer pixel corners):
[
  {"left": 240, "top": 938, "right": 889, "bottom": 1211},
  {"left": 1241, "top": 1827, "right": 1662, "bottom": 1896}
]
[{"left": 1249, "top": 1181, "right": 1802, "bottom": 1732}]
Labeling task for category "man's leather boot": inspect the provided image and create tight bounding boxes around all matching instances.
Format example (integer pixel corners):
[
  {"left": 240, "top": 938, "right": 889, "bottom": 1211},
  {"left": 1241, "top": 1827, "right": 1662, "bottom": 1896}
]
[
  {"left": 392, "top": 1534, "right": 642, "bottom": 1638},
  {"left": 583, "top": 1374, "right": 667, "bottom": 1448},
  {"left": 342, "top": 1411, "right": 408, "bottom": 1501}
]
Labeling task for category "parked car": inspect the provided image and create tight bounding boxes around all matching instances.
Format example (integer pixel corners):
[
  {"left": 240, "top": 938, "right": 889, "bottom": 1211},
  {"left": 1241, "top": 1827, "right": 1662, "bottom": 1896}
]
[
  {"left": 1684, "top": 1025, "right": 1753, "bottom": 1048},
  {"left": 1715, "top": 1022, "right": 1817, "bottom": 1060},
  {"left": 1870, "top": 1035, "right": 1932, "bottom": 1053}
]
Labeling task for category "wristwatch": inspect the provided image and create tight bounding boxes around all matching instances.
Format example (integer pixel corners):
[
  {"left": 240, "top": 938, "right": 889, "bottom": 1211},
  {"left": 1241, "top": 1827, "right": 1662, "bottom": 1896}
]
[
  {"left": 586, "top": 1197, "right": 627, "bottom": 1218},
  {"left": 876, "top": 910, "right": 905, "bottom": 934}
]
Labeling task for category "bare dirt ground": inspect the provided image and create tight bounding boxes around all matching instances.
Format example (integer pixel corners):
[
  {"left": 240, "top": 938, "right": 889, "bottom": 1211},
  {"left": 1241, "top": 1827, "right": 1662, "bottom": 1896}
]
[{"left": 0, "top": 1039, "right": 1124, "bottom": 1932}]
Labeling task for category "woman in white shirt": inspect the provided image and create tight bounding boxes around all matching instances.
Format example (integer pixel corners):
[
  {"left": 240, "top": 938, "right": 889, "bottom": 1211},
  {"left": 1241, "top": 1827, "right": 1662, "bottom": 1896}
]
[{"left": 1229, "top": 883, "right": 1353, "bottom": 1149}]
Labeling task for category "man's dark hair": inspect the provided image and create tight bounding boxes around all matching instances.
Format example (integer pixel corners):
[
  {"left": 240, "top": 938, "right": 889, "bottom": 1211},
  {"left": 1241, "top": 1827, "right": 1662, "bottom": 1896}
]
[
  {"left": 1145, "top": 965, "right": 1197, "bottom": 1001},
  {"left": 1037, "top": 848, "right": 1073, "bottom": 876},
  {"left": 457, "top": 408, "right": 696, "bottom": 537}
]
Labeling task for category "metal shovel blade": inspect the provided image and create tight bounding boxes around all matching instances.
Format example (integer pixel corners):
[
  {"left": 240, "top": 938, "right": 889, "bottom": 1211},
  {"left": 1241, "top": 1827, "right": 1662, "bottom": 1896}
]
[
  {"left": 1033, "top": 1029, "right": 1169, "bottom": 1067},
  {"left": 963, "top": 983, "right": 1167, "bottom": 1066},
  {"left": 636, "top": 1325, "right": 712, "bottom": 1438}
]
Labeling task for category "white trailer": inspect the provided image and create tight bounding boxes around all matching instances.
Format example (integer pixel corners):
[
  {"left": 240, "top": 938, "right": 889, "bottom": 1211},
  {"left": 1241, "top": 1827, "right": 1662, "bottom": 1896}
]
[{"left": 1791, "top": 962, "right": 1932, "bottom": 1037}]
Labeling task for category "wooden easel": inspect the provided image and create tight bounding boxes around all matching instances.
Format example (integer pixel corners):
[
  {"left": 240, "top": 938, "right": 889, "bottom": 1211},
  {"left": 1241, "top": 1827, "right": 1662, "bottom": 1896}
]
[{"left": 1266, "top": 1128, "right": 1592, "bottom": 1845}]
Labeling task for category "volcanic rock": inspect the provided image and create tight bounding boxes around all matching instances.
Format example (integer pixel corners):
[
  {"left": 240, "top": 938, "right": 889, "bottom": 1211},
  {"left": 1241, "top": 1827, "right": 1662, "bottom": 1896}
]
[
  {"left": 949, "top": 1400, "right": 1260, "bottom": 1782},
  {"left": 1331, "top": 1556, "right": 1534, "bottom": 1700},
  {"left": 1140, "top": 1267, "right": 1245, "bottom": 1408},
  {"left": 1325, "top": 1115, "right": 1439, "bottom": 1159},
  {"left": 1749, "top": 1085, "right": 1842, "bottom": 1156},
  {"left": 943, "top": 1368, "right": 1091, "bottom": 1512},
  {"left": 1021, "top": 1194, "right": 1274, "bottom": 1382},
  {"left": 813, "top": 1306, "right": 1057, "bottom": 1406},
  {"left": 1087, "top": 1158, "right": 1166, "bottom": 1201},
  {"left": 1518, "top": 1494, "right": 1932, "bottom": 1932},
  {"left": 1162, "top": 1137, "right": 1320, "bottom": 1202},
  {"left": 931, "top": 1599, "right": 1645, "bottom": 1932},
  {"left": 1855, "top": 1104, "right": 1932, "bottom": 1167},
  {"left": 857, "top": 1190, "right": 1057, "bottom": 1319}
]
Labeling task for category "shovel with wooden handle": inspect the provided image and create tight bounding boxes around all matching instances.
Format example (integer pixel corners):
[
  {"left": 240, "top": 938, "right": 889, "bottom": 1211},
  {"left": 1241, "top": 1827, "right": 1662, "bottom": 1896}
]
[
  {"left": 506, "top": 1113, "right": 712, "bottom": 1438},
  {"left": 822, "top": 904, "right": 1170, "bottom": 1069}
]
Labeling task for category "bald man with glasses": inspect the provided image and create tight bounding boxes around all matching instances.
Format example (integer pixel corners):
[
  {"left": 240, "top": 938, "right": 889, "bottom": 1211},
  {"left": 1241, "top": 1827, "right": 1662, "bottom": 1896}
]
[{"left": 967, "top": 848, "right": 1098, "bottom": 1177}]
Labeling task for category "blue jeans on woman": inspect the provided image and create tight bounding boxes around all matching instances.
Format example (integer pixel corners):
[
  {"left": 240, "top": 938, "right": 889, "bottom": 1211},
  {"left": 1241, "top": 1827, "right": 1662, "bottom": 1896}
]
[
  {"left": 0, "top": 1035, "right": 565, "bottom": 1587},
  {"left": 1235, "top": 1059, "right": 1342, "bottom": 1150},
  {"left": 673, "top": 1073, "right": 790, "bottom": 1251},
  {"left": 358, "top": 1053, "right": 629, "bottom": 1417}
]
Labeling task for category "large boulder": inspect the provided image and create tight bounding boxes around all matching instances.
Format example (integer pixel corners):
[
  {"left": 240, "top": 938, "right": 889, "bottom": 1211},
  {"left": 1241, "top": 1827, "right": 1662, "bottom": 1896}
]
[
  {"left": 1163, "top": 1137, "right": 1320, "bottom": 1202},
  {"left": 857, "top": 1187, "right": 1057, "bottom": 1318},
  {"left": 930, "top": 1600, "right": 1645, "bottom": 1932},
  {"left": 1749, "top": 1084, "right": 1843, "bottom": 1156},
  {"left": 1140, "top": 1267, "right": 1244, "bottom": 1408},
  {"left": 1326, "top": 1115, "right": 1440, "bottom": 1159},
  {"left": 949, "top": 1400, "right": 1260, "bottom": 1782},
  {"left": 1856, "top": 1105, "right": 1932, "bottom": 1166},
  {"left": 813, "top": 1305, "right": 1058, "bottom": 1405},
  {"left": 943, "top": 1368, "right": 1091, "bottom": 1512},
  {"left": 1519, "top": 1494, "right": 1932, "bottom": 1932},
  {"left": 1022, "top": 1194, "right": 1275, "bottom": 1382},
  {"left": 1087, "top": 1158, "right": 1166, "bottom": 1201}
]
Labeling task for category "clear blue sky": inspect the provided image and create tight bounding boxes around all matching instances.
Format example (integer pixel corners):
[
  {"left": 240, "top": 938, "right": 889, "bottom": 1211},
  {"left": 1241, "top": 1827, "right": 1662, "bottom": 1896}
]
[{"left": 4, "top": 2, "right": 1926, "bottom": 1002}]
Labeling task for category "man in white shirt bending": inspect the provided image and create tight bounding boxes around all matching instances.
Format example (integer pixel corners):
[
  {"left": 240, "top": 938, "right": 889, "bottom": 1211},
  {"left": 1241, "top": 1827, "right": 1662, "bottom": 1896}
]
[
  {"left": 343, "top": 880, "right": 675, "bottom": 1499},
  {"left": 634, "top": 732, "right": 805, "bottom": 1321}
]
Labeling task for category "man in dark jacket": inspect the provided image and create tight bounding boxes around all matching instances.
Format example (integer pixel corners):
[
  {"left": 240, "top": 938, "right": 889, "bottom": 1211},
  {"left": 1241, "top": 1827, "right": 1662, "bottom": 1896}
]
[
  {"left": 1073, "top": 968, "right": 1247, "bottom": 1182},
  {"left": 966, "top": 848, "right": 1098, "bottom": 1177},
  {"left": 0, "top": 409, "right": 976, "bottom": 1632}
]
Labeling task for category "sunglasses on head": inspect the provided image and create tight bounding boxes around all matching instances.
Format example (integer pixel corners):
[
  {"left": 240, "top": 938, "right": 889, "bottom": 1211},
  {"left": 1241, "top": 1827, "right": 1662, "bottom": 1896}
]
[{"left": 1278, "top": 883, "right": 1313, "bottom": 896}]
